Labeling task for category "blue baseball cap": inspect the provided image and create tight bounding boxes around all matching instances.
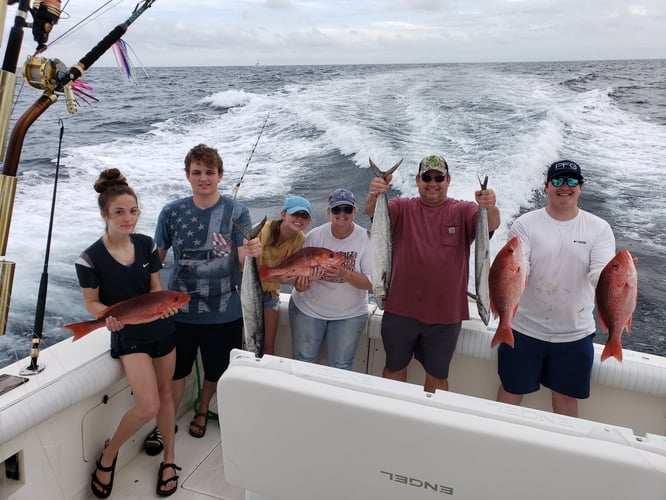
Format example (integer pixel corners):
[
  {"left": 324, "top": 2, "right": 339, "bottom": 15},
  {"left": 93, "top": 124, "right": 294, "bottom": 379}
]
[
  {"left": 282, "top": 196, "right": 312, "bottom": 215},
  {"left": 328, "top": 188, "right": 356, "bottom": 208}
]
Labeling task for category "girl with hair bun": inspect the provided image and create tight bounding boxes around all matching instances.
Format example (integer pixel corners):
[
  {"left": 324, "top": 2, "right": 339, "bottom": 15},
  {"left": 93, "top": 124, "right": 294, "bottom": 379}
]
[{"left": 75, "top": 168, "right": 181, "bottom": 497}]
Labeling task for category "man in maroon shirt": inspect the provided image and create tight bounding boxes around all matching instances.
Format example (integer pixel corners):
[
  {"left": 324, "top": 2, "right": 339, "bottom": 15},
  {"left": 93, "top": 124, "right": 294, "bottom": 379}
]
[{"left": 365, "top": 155, "right": 499, "bottom": 392}]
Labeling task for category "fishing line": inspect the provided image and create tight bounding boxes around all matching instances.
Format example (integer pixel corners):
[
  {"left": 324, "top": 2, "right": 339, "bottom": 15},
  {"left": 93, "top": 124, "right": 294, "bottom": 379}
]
[
  {"left": 40, "top": 0, "right": 122, "bottom": 51},
  {"left": 231, "top": 113, "right": 270, "bottom": 200}
]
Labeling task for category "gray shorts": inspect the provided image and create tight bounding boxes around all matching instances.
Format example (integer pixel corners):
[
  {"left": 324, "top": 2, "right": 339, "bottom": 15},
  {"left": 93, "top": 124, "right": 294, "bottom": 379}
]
[{"left": 381, "top": 311, "right": 461, "bottom": 380}]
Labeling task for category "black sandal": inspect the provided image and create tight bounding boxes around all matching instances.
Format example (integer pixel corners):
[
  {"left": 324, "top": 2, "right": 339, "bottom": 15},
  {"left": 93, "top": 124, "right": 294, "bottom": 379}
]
[
  {"left": 90, "top": 449, "right": 118, "bottom": 499},
  {"left": 189, "top": 412, "right": 208, "bottom": 438},
  {"left": 144, "top": 427, "right": 163, "bottom": 456},
  {"left": 156, "top": 462, "right": 181, "bottom": 497},
  {"left": 144, "top": 424, "right": 179, "bottom": 456}
]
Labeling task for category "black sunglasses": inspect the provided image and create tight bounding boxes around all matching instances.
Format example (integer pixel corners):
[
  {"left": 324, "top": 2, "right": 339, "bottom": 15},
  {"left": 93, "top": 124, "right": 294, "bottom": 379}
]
[
  {"left": 551, "top": 177, "right": 582, "bottom": 187},
  {"left": 421, "top": 173, "right": 446, "bottom": 183},
  {"left": 331, "top": 205, "right": 354, "bottom": 214}
]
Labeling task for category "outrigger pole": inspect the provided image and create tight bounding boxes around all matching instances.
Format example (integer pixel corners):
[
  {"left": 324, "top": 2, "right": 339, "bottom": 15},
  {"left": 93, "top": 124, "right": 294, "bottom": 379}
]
[{"left": 0, "top": 1, "right": 157, "bottom": 373}]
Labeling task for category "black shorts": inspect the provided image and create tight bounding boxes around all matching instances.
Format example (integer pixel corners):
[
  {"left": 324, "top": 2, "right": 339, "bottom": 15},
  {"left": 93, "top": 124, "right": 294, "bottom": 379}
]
[
  {"left": 381, "top": 312, "right": 461, "bottom": 380},
  {"left": 173, "top": 319, "right": 243, "bottom": 382},
  {"left": 110, "top": 331, "right": 176, "bottom": 359}
]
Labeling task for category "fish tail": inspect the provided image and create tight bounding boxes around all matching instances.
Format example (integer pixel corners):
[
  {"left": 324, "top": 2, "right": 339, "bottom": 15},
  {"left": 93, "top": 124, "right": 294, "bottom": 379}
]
[
  {"left": 490, "top": 322, "right": 514, "bottom": 349},
  {"left": 233, "top": 216, "right": 267, "bottom": 241},
  {"left": 64, "top": 320, "right": 103, "bottom": 341},
  {"left": 369, "top": 158, "right": 402, "bottom": 179},
  {"left": 600, "top": 337, "right": 623, "bottom": 362}
]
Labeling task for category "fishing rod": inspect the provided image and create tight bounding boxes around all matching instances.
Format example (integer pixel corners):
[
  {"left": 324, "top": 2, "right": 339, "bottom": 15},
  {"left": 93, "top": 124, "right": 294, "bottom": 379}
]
[
  {"left": 21, "top": 120, "right": 65, "bottom": 375},
  {"left": 231, "top": 113, "right": 270, "bottom": 200},
  {"left": 0, "top": 1, "right": 156, "bottom": 347}
]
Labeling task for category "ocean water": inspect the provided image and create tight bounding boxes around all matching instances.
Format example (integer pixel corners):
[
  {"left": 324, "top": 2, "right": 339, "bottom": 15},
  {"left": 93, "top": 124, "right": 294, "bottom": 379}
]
[{"left": 0, "top": 60, "right": 665, "bottom": 368}]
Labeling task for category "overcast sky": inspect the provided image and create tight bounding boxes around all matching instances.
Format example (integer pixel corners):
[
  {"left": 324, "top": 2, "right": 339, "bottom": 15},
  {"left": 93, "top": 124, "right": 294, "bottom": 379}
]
[{"left": 5, "top": 0, "right": 665, "bottom": 67}]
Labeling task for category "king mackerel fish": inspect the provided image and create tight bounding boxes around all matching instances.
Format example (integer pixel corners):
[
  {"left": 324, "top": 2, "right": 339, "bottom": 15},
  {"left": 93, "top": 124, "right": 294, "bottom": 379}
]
[
  {"left": 475, "top": 175, "right": 491, "bottom": 326},
  {"left": 369, "top": 158, "right": 402, "bottom": 309},
  {"left": 234, "top": 217, "right": 267, "bottom": 358}
]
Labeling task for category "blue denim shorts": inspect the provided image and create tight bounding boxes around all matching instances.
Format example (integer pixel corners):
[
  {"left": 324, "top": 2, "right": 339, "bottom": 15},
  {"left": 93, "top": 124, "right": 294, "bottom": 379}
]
[{"left": 263, "top": 291, "right": 280, "bottom": 311}]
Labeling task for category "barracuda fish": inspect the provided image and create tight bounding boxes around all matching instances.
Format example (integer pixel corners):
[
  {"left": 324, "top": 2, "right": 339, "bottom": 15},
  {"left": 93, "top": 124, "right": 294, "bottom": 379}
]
[
  {"left": 234, "top": 217, "right": 268, "bottom": 358},
  {"left": 474, "top": 175, "right": 491, "bottom": 326},
  {"left": 368, "top": 158, "right": 402, "bottom": 309},
  {"left": 64, "top": 290, "right": 191, "bottom": 341}
]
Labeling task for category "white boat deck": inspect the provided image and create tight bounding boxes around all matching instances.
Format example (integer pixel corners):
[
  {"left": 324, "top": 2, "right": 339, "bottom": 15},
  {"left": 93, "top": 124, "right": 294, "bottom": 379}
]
[
  {"left": 83, "top": 407, "right": 241, "bottom": 500},
  {"left": 2, "top": 295, "right": 665, "bottom": 499}
]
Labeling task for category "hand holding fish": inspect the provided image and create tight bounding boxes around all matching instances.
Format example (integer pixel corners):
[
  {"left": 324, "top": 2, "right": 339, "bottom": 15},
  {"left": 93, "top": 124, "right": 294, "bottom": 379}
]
[
  {"left": 474, "top": 187, "right": 500, "bottom": 232},
  {"left": 105, "top": 316, "right": 123, "bottom": 332},
  {"left": 104, "top": 304, "right": 177, "bottom": 332},
  {"left": 64, "top": 290, "right": 191, "bottom": 341},
  {"left": 293, "top": 267, "right": 325, "bottom": 291},
  {"left": 474, "top": 188, "right": 497, "bottom": 209},
  {"left": 368, "top": 174, "right": 392, "bottom": 196},
  {"left": 242, "top": 237, "right": 262, "bottom": 258}
]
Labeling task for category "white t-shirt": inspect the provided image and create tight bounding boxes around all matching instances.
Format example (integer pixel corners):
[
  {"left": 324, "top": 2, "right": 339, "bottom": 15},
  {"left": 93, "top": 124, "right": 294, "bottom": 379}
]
[
  {"left": 291, "top": 222, "right": 371, "bottom": 320},
  {"left": 509, "top": 208, "right": 615, "bottom": 343}
]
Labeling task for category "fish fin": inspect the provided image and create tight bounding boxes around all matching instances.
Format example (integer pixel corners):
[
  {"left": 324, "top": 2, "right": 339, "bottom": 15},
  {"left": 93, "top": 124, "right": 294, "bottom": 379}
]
[
  {"left": 63, "top": 320, "right": 102, "bottom": 341},
  {"left": 597, "top": 311, "right": 609, "bottom": 333},
  {"left": 626, "top": 315, "right": 632, "bottom": 335},
  {"left": 600, "top": 338, "right": 623, "bottom": 362},
  {"left": 490, "top": 323, "right": 514, "bottom": 348},
  {"left": 511, "top": 302, "right": 520, "bottom": 318},
  {"left": 257, "top": 266, "right": 270, "bottom": 281}
]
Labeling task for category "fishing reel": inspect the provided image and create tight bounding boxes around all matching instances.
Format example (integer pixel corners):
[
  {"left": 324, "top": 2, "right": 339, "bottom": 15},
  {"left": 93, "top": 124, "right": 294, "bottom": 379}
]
[
  {"left": 21, "top": 55, "right": 77, "bottom": 114},
  {"left": 30, "top": 0, "right": 63, "bottom": 53}
]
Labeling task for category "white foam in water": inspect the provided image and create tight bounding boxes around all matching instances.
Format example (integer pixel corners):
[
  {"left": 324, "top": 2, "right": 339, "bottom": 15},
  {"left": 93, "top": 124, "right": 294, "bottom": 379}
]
[{"left": 2, "top": 62, "right": 665, "bottom": 366}]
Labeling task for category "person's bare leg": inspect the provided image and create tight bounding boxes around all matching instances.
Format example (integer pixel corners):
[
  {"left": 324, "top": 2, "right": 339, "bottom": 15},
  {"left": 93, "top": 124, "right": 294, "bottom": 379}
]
[
  {"left": 263, "top": 307, "right": 279, "bottom": 355},
  {"left": 552, "top": 390, "right": 578, "bottom": 417},
  {"left": 424, "top": 372, "right": 448, "bottom": 393},
  {"left": 496, "top": 384, "right": 524, "bottom": 406},
  {"left": 383, "top": 366, "right": 407, "bottom": 382}
]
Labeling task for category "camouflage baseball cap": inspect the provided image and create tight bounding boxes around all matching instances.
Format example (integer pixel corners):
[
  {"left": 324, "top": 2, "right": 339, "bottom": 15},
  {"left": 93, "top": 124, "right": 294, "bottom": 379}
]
[{"left": 418, "top": 155, "right": 448, "bottom": 176}]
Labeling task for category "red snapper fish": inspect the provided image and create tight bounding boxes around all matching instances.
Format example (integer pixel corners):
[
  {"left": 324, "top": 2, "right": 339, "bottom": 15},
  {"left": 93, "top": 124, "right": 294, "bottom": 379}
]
[
  {"left": 64, "top": 290, "right": 191, "bottom": 341},
  {"left": 488, "top": 236, "right": 527, "bottom": 348},
  {"left": 258, "top": 247, "right": 345, "bottom": 281},
  {"left": 596, "top": 250, "right": 638, "bottom": 362}
]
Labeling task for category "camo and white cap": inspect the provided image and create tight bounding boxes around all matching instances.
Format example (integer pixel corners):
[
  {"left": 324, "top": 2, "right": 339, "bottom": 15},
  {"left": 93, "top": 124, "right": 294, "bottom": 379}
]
[{"left": 418, "top": 155, "right": 448, "bottom": 176}]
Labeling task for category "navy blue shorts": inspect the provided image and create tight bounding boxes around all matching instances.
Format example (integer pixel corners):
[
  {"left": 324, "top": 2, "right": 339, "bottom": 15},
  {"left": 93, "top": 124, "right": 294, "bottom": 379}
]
[
  {"left": 381, "top": 312, "right": 461, "bottom": 380},
  {"left": 173, "top": 319, "right": 243, "bottom": 382},
  {"left": 497, "top": 331, "right": 594, "bottom": 399}
]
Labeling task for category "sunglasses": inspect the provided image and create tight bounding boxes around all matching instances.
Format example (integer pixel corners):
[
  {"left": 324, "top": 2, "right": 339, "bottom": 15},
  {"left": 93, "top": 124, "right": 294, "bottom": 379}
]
[
  {"left": 331, "top": 205, "right": 354, "bottom": 214},
  {"left": 421, "top": 173, "right": 447, "bottom": 183},
  {"left": 551, "top": 177, "right": 582, "bottom": 187}
]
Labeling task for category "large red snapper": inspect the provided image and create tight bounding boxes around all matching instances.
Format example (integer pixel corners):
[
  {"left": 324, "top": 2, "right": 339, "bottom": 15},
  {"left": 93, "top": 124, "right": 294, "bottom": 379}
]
[
  {"left": 64, "top": 290, "right": 190, "bottom": 341},
  {"left": 596, "top": 250, "right": 638, "bottom": 362},
  {"left": 258, "top": 247, "right": 344, "bottom": 281},
  {"left": 489, "top": 236, "right": 527, "bottom": 348}
]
